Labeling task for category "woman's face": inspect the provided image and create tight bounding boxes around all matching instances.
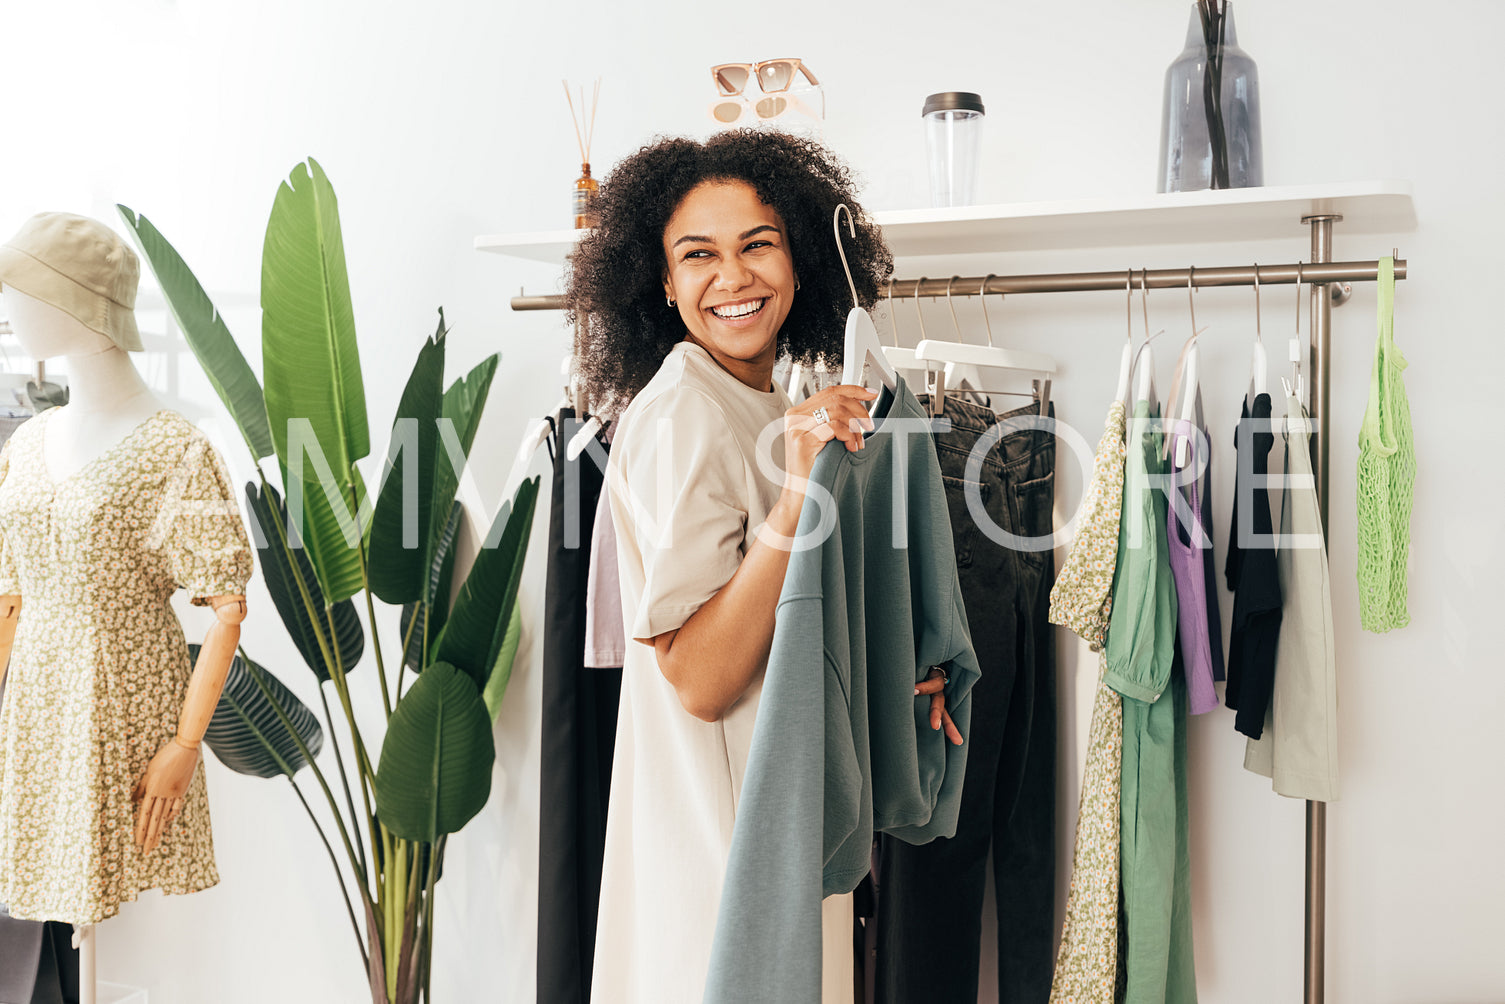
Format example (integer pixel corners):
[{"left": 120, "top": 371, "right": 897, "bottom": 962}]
[{"left": 661, "top": 179, "right": 797, "bottom": 385}]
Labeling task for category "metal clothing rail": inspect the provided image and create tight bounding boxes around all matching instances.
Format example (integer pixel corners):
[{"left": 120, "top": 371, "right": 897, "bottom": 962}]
[
  {"left": 507, "top": 257, "right": 1404, "bottom": 312},
  {"left": 514, "top": 229, "right": 1407, "bottom": 1004}
]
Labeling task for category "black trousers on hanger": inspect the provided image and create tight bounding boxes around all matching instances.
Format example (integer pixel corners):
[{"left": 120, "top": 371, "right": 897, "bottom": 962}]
[
  {"left": 536, "top": 411, "right": 621, "bottom": 1004},
  {"left": 877, "top": 397, "right": 1057, "bottom": 1004}
]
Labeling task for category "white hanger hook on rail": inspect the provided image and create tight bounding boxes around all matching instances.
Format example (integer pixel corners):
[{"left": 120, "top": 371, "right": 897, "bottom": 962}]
[
  {"left": 979, "top": 274, "right": 997, "bottom": 347},
  {"left": 833, "top": 204, "right": 860, "bottom": 310},
  {"left": 1187, "top": 265, "right": 1200, "bottom": 339},
  {"left": 1252, "top": 262, "right": 1262, "bottom": 341},
  {"left": 1125, "top": 269, "right": 1134, "bottom": 346},
  {"left": 944, "top": 276, "right": 965, "bottom": 342},
  {"left": 886, "top": 278, "right": 899, "bottom": 346},
  {"left": 912, "top": 276, "right": 929, "bottom": 340}
]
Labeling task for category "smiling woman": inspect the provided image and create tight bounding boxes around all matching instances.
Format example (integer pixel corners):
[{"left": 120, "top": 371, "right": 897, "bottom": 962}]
[
  {"left": 560, "top": 132, "right": 936, "bottom": 1003},
  {"left": 565, "top": 129, "right": 891, "bottom": 417}
]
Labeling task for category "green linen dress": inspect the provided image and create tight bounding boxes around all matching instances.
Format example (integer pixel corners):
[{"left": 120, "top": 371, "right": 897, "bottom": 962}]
[
  {"left": 0, "top": 409, "right": 252, "bottom": 925},
  {"left": 1102, "top": 400, "right": 1197, "bottom": 1004}
]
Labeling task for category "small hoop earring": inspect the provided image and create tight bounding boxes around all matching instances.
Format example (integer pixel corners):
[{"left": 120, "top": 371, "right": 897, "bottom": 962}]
[
  {"left": 794, "top": 278, "right": 801, "bottom": 291},
  {"left": 666, "top": 296, "right": 676, "bottom": 307}
]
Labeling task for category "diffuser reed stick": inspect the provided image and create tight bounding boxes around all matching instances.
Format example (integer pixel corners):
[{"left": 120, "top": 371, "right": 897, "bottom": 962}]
[{"left": 564, "top": 77, "right": 602, "bottom": 228}]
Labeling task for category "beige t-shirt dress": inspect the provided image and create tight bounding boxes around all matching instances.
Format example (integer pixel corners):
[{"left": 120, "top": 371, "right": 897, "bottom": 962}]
[{"left": 593, "top": 341, "right": 853, "bottom": 1002}]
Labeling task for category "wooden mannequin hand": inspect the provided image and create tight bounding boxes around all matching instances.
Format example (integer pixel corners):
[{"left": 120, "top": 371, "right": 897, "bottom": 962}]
[{"left": 132, "top": 738, "right": 199, "bottom": 853}]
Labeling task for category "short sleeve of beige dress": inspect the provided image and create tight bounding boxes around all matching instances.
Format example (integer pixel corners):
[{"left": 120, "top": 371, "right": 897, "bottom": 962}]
[{"left": 0, "top": 408, "right": 252, "bottom": 925}]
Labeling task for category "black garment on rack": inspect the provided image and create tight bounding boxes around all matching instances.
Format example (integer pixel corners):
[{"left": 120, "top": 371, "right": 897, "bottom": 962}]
[
  {"left": 876, "top": 396, "right": 1056, "bottom": 1004},
  {"left": 536, "top": 410, "right": 622, "bottom": 1004},
  {"left": 0, "top": 903, "right": 79, "bottom": 1004},
  {"left": 1224, "top": 392, "right": 1283, "bottom": 739}
]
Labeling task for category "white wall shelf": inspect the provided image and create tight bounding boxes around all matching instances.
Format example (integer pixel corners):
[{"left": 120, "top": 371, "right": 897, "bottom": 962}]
[{"left": 474, "top": 180, "right": 1415, "bottom": 266}]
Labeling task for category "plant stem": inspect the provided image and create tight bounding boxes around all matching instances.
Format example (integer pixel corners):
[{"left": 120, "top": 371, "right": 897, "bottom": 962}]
[
  {"left": 420, "top": 837, "right": 443, "bottom": 1003},
  {"left": 317, "top": 683, "right": 372, "bottom": 882},
  {"left": 235, "top": 649, "right": 369, "bottom": 901},
  {"left": 258, "top": 473, "right": 339, "bottom": 677},
  {"left": 350, "top": 483, "right": 392, "bottom": 718},
  {"left": 290, "top": 778, "right": 370, "bottom": 972},
  {"left": 387, "top": 839, "right": 410, "bottom": 997}
]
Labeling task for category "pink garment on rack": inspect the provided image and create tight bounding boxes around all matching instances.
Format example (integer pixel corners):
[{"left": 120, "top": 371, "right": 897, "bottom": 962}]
[
  {"left": 584, "top": 428, "right": 626, "bottom": 669},
  {"left": 1167, "top": 408, "right": 1225, "bottom": 715}
]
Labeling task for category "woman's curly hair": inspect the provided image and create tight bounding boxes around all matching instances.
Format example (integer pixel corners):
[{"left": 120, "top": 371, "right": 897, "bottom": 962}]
[{"left": 563, "top": 128, "right": 893, "bottom": 415}]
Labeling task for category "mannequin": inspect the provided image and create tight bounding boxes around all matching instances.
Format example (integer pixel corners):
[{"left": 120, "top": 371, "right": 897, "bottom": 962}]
[
  {"left": 0, "top": 213, "right": 249, "bottom": 1004},
  {"left": 0, "top": 287, "right": 246, "bottom": 853}
]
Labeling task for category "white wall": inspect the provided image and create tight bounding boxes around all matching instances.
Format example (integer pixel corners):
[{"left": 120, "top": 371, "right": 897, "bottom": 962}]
[{"left": 1, "top": 1, "right": 1501, "bottom": 1002}]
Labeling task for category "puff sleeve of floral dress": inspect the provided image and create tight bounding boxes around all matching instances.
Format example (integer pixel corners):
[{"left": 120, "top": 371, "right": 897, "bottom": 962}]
[{"left": 0, "top": 408, "right": 251, "bottom": 924}]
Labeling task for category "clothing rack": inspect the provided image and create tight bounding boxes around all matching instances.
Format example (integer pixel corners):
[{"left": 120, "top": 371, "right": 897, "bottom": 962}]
[{"left": 513, "top": 224, "right": 1407, "bottom": 1004}]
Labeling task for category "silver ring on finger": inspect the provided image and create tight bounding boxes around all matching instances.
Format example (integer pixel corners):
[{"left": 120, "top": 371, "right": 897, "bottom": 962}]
[{"left": 812, "top": 406, "right": 830, "bottom": 426}]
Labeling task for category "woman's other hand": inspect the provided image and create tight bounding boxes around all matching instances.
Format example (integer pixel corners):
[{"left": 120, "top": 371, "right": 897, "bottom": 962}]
[
  {"left": 915, "top": 667, "right": 963, "bottom": 745},
  {"left": 783, "top": 384, "right": 878, "bottom": 488}
]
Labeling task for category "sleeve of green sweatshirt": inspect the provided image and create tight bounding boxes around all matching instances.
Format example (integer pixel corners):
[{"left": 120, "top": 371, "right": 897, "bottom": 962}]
[{"left": 702, "top": 493, "right": 846, "bottom": 1003}]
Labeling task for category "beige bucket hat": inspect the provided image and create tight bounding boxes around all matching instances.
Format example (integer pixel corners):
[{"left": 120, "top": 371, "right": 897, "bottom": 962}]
[{"left": 0, "top": 211, "right": 142, "bottom": 352}]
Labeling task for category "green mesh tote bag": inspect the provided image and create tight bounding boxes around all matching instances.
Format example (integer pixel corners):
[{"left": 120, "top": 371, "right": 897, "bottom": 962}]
[{"left": 1356, "top": 257, "right": 1415, "bottom": 632}]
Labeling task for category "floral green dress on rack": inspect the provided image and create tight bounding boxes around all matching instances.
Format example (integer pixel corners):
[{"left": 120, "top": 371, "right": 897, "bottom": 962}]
[
  {"left": 1048, "top": 399, "right": 1127, "bottom": 1004},
  {"left": 0, "top": 409, "right": 252, "bottom": 925}
]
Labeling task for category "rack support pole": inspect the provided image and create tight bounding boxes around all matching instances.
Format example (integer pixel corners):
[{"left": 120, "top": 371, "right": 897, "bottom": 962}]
[{"left": 1302, "top": 212, "right": 1339, "bottom": 1004}]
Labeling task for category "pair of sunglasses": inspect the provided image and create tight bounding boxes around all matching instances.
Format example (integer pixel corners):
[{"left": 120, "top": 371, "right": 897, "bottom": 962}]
[
  {"left": 711, "top": 58, "right": 821, "bottom": 97},
  {"left": 709, "top": 59, "right": 825, "bottom": 125}
]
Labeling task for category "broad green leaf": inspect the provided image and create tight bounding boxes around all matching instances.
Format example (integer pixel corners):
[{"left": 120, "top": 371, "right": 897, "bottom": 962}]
[
  {"left": 262, "top": 157, "right": 369, "bottom": 601},
  {"left": 432, "top": 477, "right": 540, "bottom": 692},
  {"left": 367, "top": 316, "right": 447, "bottom": 604},
  {"left": 373, "top": 662, "right": 494, "bottom": 842},
  {"left": 481, "top": 602, "right": 523, "bottom": 723},
  {"left": 399, "top": 500, "right": 463, "bottom": 673},
  {"left": 245, "top": 481, "right": 364, "bottom": 682},
  {"left": 199, "top": 645, "right": 324, "bottom": 778},
  {"left": 116, "top": 205, "right": 274, "bottom": 460},
  {"left": 427, "top": 355, "right": 497, "bottom": 607}
]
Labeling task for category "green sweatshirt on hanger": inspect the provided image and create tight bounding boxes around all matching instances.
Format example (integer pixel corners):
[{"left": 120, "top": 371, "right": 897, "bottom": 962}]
[{"left": 704, "top": 376, "right": 981, "bottom": 1003}]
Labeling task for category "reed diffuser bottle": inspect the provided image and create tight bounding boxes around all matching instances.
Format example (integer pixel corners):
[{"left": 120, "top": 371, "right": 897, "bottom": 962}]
[
  {"left": 565, "top": 78, "right": 602, "bottom": 228},
  {"left": 573, "top": 163, "right": 598, "bottom": 229}
]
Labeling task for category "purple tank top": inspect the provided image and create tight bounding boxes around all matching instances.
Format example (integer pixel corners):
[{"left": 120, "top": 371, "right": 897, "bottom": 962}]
[{"left": 1167, "top": 405, "right": 1226, "bottom": 715}]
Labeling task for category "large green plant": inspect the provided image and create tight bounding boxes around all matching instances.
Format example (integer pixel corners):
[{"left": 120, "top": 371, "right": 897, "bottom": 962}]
[{"left": 119, "top": 157, "right": 538, "bottom": 1004}]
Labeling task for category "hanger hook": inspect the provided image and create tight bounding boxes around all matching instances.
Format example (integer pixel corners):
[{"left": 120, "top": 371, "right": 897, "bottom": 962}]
[
  {"left": 945, "top": 275, "right": 964, "bottom": 342},
  {"left": 980, "top": 274, "right": 996, "bottom": 347},
  {"left": 885, "top": 277, "right": 900, "bottom": 347},
  {"left": 1294, "top": 261, "right": 1303, "bottom": 337},
  {"left": 1252, "top": 263, "right": 1262, "bottom": 341},
  {"left": 833, "top": 204, "right": 859, "bottom": 310},
  {"left": 1126, "top": 268, "right": 1134, "bottom": 346},
  {"left": 1187, "top": 265, "right": 1198, "bottom": 338},
  {"left": 912, "top": 276, "right": 929, "bottom": 340},
  {"left": 1139, "top": 268, "right": 1151, "bottom": 340}
]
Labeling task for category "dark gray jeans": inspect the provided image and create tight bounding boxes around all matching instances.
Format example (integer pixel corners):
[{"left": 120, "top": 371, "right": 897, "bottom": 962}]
[{"left": 876, "top": 396, "right": 1057, "bottom": 1004}]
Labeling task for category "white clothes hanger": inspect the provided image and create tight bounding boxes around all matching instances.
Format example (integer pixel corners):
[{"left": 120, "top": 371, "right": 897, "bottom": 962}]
[
  {"left": 785, "top": 360, "right": 820, "bottom": 402},
  {"left": 1287, "top": 261, "right": 1306, "bottom": 404},
  {"left": 937, "top": 276, "right": 992, "bottom": 408},
  {"left": 913, "top": 273, "right": 1056, "bottom": 378},
  {"left": 505, "top": 398, "right": 566, "bottom": 496},
  {"left": 563, "top": 347, "right": 604, "bottom": 459},
  {"left": 1114, "top": 269, "right": 1135, "bottom": 405},
  {"left": 879, "top": 278, "right": 925, "bottom": 376},
  {"left": 1250, "top": 263, "right": 1268, "bottom": 398},
  {"left": 1132, "top": 271, "right": 1162, "bottom": 410},
  {"left": 836, "top": 204, "right": 897, "bottom": 412}
]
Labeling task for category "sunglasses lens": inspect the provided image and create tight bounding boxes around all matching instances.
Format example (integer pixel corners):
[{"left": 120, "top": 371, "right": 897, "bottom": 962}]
[
  {"left": 755, "top": 96, "right": 788, "bottom": 120},
  {"left": 713, "top": 100, "right": 745, "bottom": 124},
  {"left": 757, "top": 61, "right": 794, "bottom": 92},
  {"left": 714, "top": 66, "right": 748, "bottom": 96}
]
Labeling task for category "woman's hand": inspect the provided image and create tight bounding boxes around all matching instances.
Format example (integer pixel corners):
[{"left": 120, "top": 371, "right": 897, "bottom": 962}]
[
  {"left": 782, "top": 384, "right": 878, "bottom": 490},
  {"left": 915, "top": 667, "right": 963, "bottom": 745}
]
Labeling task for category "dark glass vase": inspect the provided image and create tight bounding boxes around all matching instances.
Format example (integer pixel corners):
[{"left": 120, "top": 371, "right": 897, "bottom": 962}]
[{"left": 1157, "top": 3, "right": 1263, "bottom": 192}]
